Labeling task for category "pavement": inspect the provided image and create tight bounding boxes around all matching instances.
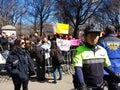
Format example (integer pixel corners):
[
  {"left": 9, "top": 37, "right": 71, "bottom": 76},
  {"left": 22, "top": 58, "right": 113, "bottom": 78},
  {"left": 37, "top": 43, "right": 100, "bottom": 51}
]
[
  {"left": 0, "top": 72, "right": 75, "bottom": 90},
  {"left": 0, "top": 70, "right": 111, "bottom": 90}
]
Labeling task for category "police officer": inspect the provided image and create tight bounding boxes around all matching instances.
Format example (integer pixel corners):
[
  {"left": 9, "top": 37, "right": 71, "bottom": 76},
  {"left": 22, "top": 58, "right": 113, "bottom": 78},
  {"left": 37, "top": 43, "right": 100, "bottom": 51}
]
[
  {"left": 99, "top": 25, "right": 120, "bottom": 90},
  {"left": 73, "top": 24, "right": 119, "bottom": 90}
]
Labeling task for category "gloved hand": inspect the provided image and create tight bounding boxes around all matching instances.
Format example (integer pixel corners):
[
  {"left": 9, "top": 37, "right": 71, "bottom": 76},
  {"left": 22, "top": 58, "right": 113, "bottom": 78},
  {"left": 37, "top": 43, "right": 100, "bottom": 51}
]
[
  {"left": 77, "top": 83, "right": 87, "bottom": 90},
  {"left": 109, "top": 73, "right": 120, "bottom": 83},
  {"left": 115, "top": 73, "right": 120, "bottom": 83}
]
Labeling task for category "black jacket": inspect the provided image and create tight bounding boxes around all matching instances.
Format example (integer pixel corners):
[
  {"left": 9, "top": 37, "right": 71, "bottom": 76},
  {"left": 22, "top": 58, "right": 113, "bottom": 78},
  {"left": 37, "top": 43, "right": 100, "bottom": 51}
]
[
  {"left": 0, "top": 37, "right": 9, "bottom": 50},
  {"left": 6, "top": 47, "right": 36, "bottom": 81},
  {"left": 50, "top": 46, "right": 64, "bottom": 66}
]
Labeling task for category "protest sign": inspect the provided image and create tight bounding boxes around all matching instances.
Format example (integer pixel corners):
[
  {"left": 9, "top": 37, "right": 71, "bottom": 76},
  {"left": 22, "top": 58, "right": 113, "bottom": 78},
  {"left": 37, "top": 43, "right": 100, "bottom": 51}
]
[
  {"left": 56, "top": 38, "right": 71, "bottom": 51},
  {"left": 43, "top": 23, "right": 56, "bottom": 35},
  {"left": 56, "top": 23, "right": 69, "bottom": 34},
  {"left": 70, "top": 39, "right": 81, "bottom": 46}
]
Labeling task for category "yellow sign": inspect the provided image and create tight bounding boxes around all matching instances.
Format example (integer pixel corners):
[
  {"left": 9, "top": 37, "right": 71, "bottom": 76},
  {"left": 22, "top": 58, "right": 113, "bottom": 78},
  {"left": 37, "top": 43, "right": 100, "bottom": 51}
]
[{"left": 56, "top": 23, "right": 69, "bottom": 34}]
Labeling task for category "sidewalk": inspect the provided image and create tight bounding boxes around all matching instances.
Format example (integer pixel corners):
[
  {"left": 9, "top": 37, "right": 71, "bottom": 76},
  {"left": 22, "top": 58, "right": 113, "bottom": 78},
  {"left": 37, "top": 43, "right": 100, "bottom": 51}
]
[
  {"left": 0, "top": 70, "right": 110, "bottom": 90},
  {"left": 0, "top": 74, "right": 75, "bottom": 90}
]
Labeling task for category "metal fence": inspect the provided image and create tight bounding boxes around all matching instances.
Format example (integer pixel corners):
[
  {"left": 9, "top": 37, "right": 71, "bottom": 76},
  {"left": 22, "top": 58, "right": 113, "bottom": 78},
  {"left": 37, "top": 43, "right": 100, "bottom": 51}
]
[
  {"left": 44, "top": 49, "right": 76, "bottom": 75},
  {"left": 61, "top": 49, "right": 76, "bottom": 74}
]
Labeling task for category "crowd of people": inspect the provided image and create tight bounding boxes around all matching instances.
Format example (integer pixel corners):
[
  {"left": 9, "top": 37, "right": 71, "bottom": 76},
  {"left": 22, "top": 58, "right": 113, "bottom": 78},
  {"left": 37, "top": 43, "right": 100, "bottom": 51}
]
[
  {"left": 0, "top": 31, "right": 70, "bottom": 90},
  {"left": 0, "top": 24, "right": 120, "bottom": 90}
]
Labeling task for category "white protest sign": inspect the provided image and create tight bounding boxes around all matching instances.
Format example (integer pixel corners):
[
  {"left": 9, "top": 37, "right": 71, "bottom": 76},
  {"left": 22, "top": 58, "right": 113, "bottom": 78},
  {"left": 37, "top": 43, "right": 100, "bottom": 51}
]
[{"left": 56, "top": 38, "right": 71, "bottom": 51}]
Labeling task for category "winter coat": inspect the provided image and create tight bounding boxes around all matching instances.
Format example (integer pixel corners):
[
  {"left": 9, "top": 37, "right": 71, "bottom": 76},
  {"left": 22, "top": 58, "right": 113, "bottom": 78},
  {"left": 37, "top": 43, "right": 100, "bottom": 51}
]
[
  {"left": 0, "top": 37, "right": 9, "bottom": 50},
  {"left": 50, "top": 46, "right": 64, "bottom": 66},
  {"left": 6, "top": 47, "right": 36, "bottom": 81}
]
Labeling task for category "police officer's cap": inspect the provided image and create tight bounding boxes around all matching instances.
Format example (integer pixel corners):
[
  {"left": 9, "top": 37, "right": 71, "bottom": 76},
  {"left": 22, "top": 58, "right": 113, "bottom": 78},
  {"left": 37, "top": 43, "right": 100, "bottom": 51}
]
[{"left": 84, "top": 24, "right": 102, "bottom": 36}]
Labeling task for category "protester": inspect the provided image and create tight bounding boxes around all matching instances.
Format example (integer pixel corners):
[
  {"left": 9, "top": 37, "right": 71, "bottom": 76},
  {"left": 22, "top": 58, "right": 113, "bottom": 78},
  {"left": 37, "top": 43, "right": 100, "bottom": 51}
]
[
  {"left": 0, "top": 32, "right": 9, "bottom": 59},
  {"left": 50, "top": 42, "right": 64, "bottom": 83},
  {"left": 99, "top": 25, "right": 120, "bottom": 90},
  {"left": 31, "top": 38, "right": 46, "bottom": 81},
  {"left": 72, "top": 24, "right": 120, "bottom": 90},
  {"left": 41, "top": 36, "right": 51, "bottom": 73},
  {"left": 6, "top": 39, "right": 36, "bottom": 90}
]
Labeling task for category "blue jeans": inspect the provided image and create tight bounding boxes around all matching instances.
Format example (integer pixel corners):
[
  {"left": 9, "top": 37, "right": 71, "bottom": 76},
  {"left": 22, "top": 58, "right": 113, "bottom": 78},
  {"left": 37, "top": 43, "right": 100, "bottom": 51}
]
[{"left": 53, "top": 65, "right": 62, "bottom": 82}]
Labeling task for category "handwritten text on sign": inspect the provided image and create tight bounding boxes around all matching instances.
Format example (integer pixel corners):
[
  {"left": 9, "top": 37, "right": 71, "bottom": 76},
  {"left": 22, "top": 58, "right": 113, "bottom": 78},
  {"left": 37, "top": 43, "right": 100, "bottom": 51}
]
[{"left": 56, "top": 38, "right": 71, "bottom": 51}]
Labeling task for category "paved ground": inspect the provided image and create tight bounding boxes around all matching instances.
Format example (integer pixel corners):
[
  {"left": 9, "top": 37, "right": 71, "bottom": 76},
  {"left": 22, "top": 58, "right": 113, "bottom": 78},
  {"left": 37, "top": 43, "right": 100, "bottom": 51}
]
[
  {"left": 0, "top": 72, "right": 75, "bottom": 90},
  {"left": 0, "top": 74, "right": 110, "bottom": 90},
  {"left": 0, "top": 70, "right": 111, "bottom": 90}
]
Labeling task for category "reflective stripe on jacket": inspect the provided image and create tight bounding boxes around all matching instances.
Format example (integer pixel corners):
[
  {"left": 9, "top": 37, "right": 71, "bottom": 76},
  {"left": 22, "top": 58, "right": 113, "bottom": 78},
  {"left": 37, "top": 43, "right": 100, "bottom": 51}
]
[{"left": 73, "top": 44, "right": 111, "bottom": 86}]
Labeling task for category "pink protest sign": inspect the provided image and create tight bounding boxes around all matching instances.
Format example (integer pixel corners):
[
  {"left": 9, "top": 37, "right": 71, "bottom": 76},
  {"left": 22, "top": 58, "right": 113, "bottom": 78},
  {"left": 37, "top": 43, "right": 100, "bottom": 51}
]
[{"left": 70, "top": 39, "right": 81, "bottom": 46}]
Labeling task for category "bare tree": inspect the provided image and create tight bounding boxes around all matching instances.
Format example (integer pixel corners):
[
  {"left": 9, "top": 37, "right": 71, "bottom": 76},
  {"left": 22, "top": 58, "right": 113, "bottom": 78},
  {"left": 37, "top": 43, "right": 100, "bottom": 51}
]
[
  {"left": 94, "top": 0, "right": 120, "bottom": 30},
  {"left": 0, "top": 0, "right": 26, "bottom": 25},
  {"left": 54, "top": 0, "right": 102, "bottom": 38},
  {"left": 25, "top": 0, "right": 39, "bottom": 32},
  {"left": 25, "top": 0, "right": 54, "bottom": 36}
]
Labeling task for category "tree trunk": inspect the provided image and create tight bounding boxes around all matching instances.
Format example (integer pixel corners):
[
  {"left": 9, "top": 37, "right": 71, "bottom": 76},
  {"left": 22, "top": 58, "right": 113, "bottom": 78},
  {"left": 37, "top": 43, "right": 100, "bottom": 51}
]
[
  {"left": 73, "top": 25, "right": 79, "bottom": 39},
  {"left": 40, "top": 22, "right": 42, "bottom": 36},
  {"left": 40, "top": 16, "right": 43, "bottom": 36}
]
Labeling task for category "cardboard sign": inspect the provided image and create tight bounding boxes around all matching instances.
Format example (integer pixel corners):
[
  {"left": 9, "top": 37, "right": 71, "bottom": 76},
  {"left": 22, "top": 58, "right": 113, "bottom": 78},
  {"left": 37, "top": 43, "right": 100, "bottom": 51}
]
[
  {"left": 43, "top": 23, "right": 56, "bottom": 35},
  {"left": 56, "top": 38, "right": 71, "bottom": 51},
  {"left": 70, "top": 39, "right": 81, "bottom": 46},
  {"left": 56, "top": 23, "right": 69, "bottom": 34}
]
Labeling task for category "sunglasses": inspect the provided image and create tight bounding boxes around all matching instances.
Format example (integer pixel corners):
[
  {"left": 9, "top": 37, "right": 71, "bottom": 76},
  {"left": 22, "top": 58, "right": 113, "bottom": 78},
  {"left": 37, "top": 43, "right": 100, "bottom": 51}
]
[{"left": 20, "top": 42, "right": 25, "bottom": 45}]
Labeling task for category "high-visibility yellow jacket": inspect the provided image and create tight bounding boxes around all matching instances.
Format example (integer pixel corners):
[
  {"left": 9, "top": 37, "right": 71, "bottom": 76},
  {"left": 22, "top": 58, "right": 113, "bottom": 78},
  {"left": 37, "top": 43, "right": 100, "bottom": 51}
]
[{"left": 73, "top": 44, "right": 111, "bottom": 86}]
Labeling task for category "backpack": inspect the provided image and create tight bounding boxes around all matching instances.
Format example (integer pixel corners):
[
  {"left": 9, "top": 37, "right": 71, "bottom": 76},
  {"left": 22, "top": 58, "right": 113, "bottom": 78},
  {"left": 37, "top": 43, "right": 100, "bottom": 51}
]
[
  {"left": 30, "top": 44, "right": 44, "bottom": 59},
  {"left": 50, "top": 49, "right": 64, "bottom": 64}
]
